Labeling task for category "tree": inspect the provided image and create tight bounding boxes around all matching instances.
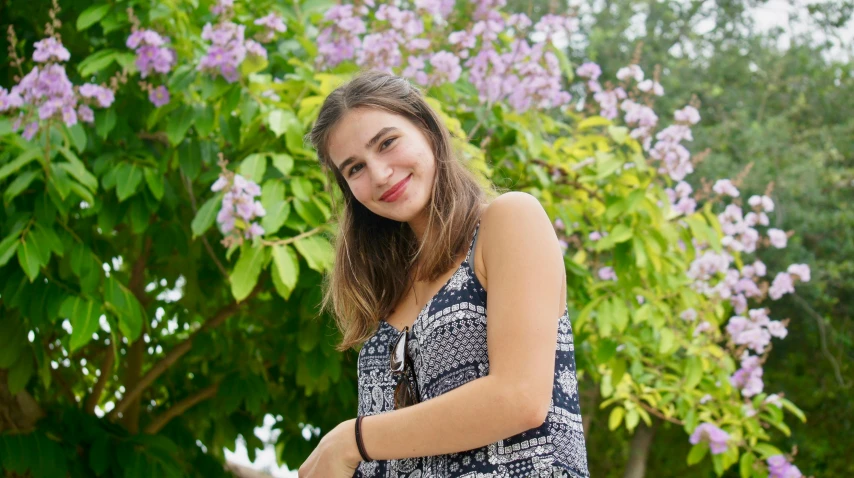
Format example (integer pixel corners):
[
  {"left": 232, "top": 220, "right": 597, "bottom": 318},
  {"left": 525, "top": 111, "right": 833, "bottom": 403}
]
[{"left": 0, "top": 0, "right": 819, "bottom": 476}]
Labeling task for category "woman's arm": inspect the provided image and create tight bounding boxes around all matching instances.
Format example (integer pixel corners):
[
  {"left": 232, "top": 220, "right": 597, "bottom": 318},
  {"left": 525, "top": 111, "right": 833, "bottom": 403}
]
[{"left": 358, "top": 192, "right": 567, "bottom": 461}]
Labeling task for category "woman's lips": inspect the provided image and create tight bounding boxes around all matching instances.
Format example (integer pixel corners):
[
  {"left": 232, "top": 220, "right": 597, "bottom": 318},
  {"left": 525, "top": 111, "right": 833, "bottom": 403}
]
[{"left": 380, "top": 174, "right": 412, "bottom": 202}]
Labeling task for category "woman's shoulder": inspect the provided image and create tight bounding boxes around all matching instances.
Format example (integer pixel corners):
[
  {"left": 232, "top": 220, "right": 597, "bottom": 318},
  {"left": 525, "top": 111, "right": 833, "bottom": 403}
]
[
  {"left": 480, "top": 191, "right": 550, "bottom": 233},
  {"left": 478, "top": 191, "right": 559, "bottom": 265}
]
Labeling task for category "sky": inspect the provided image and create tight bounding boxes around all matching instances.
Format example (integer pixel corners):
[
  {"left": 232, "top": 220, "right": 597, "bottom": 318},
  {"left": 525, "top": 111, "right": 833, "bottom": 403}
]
[{"left": 223, "top": 1, "right": 850, "bottom": 476}]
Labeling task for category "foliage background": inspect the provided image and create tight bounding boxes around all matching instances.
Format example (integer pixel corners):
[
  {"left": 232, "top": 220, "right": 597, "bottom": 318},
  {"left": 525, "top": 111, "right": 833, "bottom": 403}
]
[{"left": 0, "top": 0, "right": 851, "bottom": 477}]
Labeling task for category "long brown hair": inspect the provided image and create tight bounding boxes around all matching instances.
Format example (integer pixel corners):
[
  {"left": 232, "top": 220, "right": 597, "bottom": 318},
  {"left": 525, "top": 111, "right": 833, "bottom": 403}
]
[{"left": 307, "top": 70, "right": 498, "bottom": 351}]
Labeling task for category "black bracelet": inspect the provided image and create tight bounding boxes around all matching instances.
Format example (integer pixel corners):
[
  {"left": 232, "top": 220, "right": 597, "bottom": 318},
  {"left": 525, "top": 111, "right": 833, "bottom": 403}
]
[{"left": 355, "top": 416, "right": 372, "bottom": 462}]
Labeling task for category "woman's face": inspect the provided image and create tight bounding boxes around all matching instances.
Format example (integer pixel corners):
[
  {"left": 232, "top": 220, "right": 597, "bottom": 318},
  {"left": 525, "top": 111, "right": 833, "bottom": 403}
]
[{"left": 327, "top": 107, "right": 437, "bottom": 224}]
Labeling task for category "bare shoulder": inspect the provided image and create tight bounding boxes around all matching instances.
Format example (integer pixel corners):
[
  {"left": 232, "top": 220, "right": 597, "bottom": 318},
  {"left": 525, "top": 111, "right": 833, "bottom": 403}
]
[
  {"left": 481, "top": 191, "right": 549, "bottom": 226},
  {"left": 476, "top": 192, "right": 561, "bottom": 285}
]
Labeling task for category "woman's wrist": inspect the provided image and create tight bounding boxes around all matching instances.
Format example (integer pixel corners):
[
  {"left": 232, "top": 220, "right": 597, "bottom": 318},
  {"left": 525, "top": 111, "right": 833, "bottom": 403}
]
[{"left": 337, "top": 418, "right": 364, "bottom": 464}]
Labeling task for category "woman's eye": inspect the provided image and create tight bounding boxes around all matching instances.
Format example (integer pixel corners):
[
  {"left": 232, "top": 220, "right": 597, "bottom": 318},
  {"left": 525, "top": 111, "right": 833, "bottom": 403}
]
[
  {"left": 381, "top": 137, "right": 395, "bottom": 150},
  {"left": 348, "top": 164, "right": 363, "bottom": 176}
]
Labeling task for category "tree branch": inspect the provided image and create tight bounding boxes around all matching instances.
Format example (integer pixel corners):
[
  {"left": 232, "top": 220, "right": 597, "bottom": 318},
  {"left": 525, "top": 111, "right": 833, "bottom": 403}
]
[
  {"left": 182, "top": 171, "right": 229, "bottom": 279},
  {"left": 634, "top": 399, "right": 683, "bottom": 426},
  {"left": 85, "top": 346, "right": 115, "bottom": 414},
  {"left": 792, "top": 292, "right": 850, "bottom": 389},
  {"left": 121, "top": 237, "right": 153, "bottom": 433},
  {"left": 260, "top": 225, "right": 326, "bottom": 247},
  {"left": 144, "top": 382, "right": 220, "bottom": 435},
  {"left": 109, "top": 283, "right": 263, "bottom": 421}
]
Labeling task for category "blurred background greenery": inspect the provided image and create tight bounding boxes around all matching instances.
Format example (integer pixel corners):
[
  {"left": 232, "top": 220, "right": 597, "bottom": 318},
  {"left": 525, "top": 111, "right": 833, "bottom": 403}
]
[{"left": 1, "top": 0, "right": 851, "bottom": 476}]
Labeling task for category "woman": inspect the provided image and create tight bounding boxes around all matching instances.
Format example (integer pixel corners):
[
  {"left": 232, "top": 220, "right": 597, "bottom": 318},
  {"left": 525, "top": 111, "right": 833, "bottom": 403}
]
[{"left": 299, "top": 70, "right": 589, "bottom": 478}]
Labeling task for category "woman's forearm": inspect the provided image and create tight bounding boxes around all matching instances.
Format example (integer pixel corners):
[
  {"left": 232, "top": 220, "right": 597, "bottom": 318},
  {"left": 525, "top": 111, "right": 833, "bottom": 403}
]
[{"left": 358, "top": 374, "right": 543, "bottom": 461}]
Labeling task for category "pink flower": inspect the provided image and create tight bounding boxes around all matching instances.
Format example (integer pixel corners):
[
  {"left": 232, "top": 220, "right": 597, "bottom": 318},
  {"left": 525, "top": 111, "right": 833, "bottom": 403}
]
[
  {"left": 689, "top": 423, "right": 730, "bottom": 454},
  {"left": 597, "top": 266, "right": 617, "bottom": 281},
  {"left": 616, "top": 64, "right": 644, "bottom": 82},
  {"left": 675, "top": 105, "right": 701, "bottom": 124},
  {"left": 713, "top": 179, "right": 740, "bottom": 197},
  {"left": 33, "top": 37, "right": 71, "bottom": 63},
  {"left": 767, "top": 228, "right": 787, "bottom": 248},
  {"left": 148, "top": 85, "right": 170, "bottom": 107},
  {"left": 787, "top": 263, "right": 810, "bottom": 282}
]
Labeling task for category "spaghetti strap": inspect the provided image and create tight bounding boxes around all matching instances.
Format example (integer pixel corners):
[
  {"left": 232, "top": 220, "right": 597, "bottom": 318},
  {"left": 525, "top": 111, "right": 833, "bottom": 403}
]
[{"left": 465, "top": 220, "right": 481, "bottom": 269}]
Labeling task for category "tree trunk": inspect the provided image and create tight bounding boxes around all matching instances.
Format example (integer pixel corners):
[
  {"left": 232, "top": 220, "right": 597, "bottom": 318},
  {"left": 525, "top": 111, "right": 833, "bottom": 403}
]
[
  {"left": 0, "top": 369, "right": 44, "bottom": 433},
  {"left": 622, "top": 418, "right": 659, "bottom": 478}
]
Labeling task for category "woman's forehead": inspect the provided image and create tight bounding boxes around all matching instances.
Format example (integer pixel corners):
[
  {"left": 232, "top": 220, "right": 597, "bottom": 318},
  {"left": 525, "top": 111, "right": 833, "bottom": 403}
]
[{"left": 328, "top": 109, "right": 412, "bottom": 159}]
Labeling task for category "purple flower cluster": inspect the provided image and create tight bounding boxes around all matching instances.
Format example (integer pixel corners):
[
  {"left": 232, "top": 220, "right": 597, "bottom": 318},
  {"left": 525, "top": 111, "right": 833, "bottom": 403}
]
[
  {"left": 254, "top": 13, "right": 287, "bottom": 43},
  {"left": 33, "top": 37, "right": 70, "bottom": 63},
  {"left": 767, "top": 455, "right": 803, "bottom": 478},
  {"left": 316, "top": 3, "right": 575, "bottom": 112},
  {"left": 317, "top": 5, "right": 367, "bottom": 67},
  {"left": 689, "top": 422, "right": 730, "bottom": 454},
  {"left": 664, "top": 181, "right": 696, "bottom": 216},
  {"left": 727, "top": 308, "right": 788, "bottom": 356},
  {"left": 126, "top": 30, "right": 176, "bottom": 78},
  {"left": 1, "top": 36, "right": 115, "bottom": 140},
  {"left": 199, "top": 21, "right": 267, "bottom": 83},
  {"left": 211, "top": 173, "right": 266, "bottom": 240}
]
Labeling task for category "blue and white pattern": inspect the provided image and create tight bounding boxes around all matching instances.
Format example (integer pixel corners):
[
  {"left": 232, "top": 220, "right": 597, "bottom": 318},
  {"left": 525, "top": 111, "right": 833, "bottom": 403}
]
[{"left": 354, "top": 221, "right": 590, "bottom": 478}]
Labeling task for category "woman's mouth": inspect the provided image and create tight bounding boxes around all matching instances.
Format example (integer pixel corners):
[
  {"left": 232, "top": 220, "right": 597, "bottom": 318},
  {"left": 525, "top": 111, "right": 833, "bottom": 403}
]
[{"left": 380, "top": 174, "right": 412, "bottom": 202}]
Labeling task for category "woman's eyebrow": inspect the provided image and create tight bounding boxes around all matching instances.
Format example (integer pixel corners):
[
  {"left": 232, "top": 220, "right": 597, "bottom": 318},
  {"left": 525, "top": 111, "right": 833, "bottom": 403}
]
[{"left": 337, "top": 126, "right": 400, "bottom": 173}]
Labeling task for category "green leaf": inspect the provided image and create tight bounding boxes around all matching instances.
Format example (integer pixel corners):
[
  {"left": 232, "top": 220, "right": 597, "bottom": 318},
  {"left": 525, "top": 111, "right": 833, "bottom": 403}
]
[
  {"left": 609, "top": 224, "right": 633, "bottom": 243},
  {"left": 687, "top": 442, "right": 709, "bottom": 465},
  {"left": 290, "top": 177, "right": 313, "bottom": 201},
  {"left": 608, "top": 406, "right": 624, "bottom": 430},
  {"left": 77, "top": 4, "right": 111, "bottom": 30},
  {"left": 739, "top": 452, "right": 755, "bottom": 478},
  {"left": 67, "top": 124, "right": 88, "bottom": 153},
  {"left": 624, "top": 408, "right": 639, "bottom": 431},
  {"left": 178, "top": 140, "right": 202, "bottom": 180},
  {"left": 95, "top": 108, "right": 116, "bottom": 139},
  {"left": 261, "top": 182, "right": 289, "bottom": 235},
  {"left": 116, "top": 162, "right": 144, "bottom": 202},
  {"left": 89, "top": 435, "right": 110, "bottom": 476},
  {"left": 241, "top": 54, "right": 268, "bottom": 76},
  {"left": 684, "top": 356, "right": 703, "bottom": 389},
  {"left": 230, "top": 246, "right": 269, "bottom": 302},
  {"left": 752, "top": 443, "right": 782, "bottom": 459},
  {"left": 4, "top": 170, "right": 41, "bottom": 204},
  {"left": 608, "top": 125, "right": 629, "bottom": 144},
  {"left": 595, "top": 299, "right": 613, "bottom": 337},
  {"left": 194, "top": 103, "right": 215, "bottom": 137},
  {"left": 77, "top": 49, "right": 118, "bottom": 77},
  {"left": 659, "top": 328, "right": 675, "bottom": 354},
  {"left": 192, "top": 195, "right": 221, "bottom": 239},
  {"left": 0, "top": 230, "right": 21, "bottom": 267},
  {"left": 0, "top": 317, "right": 28, "bottom": 368},
  {"left": 105, "top": 277, "right": 143, "bottom": 342},
  {"left": 267, "top": 110, "right": 291, "bottom": 137},
  {"left": 60, "top": 296, "right": 104, "bottom": 352},
  {"left": 293, "top": 235, "right": 334, "bottom": 273},
  {"left": 271, "top": 245, "right": 299, "bottom": 296},
  {"left": 292, "top": 197, "right": 324, "bottom": 227},
  {"left": 0, "top": 148, "right": 41, "bottom": 182},
  {"left": 780, "top": 398, "right": 807, "bottom": 422},
  {"left": 595, "top": 151, "right": 623, "bottom": 180},
  {"left": 270, "top": 153, "right": 294, "bottom": 176},
  {"left": 7, "top": 353, "right": 34, "bottom": 394},
  {"left": 166, "top": 105, "right": 197, "bottom": 146},
  {"left": 239, "top": 154, "right": 267, "bottom": 184},
  {"left": 611, "top": 297, "right": 628, "bottom": 333},
  {"left": 144, "top": 168, "right": 164, "bottom": 200},
  {"left": 57, "top": 147, "right": 98, "bottom": 191},
  {"left": 17, "top": 232, "right": 45, "bottom": 282}
]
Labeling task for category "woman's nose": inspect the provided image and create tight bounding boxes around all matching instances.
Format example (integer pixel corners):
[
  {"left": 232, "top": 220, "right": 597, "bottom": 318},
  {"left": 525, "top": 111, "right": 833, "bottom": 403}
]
[{"left": 370, "top": 160, "right": 394, "bottom": 186}]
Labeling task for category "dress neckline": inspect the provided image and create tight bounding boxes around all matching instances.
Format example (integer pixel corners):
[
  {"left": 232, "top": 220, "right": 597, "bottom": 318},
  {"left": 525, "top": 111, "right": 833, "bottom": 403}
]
[
  {"left": 380, "top": 256, "right": 469, "bottom": 335},
  {"left": 381, "top": 220, "right": 481, "bottom": 334}
]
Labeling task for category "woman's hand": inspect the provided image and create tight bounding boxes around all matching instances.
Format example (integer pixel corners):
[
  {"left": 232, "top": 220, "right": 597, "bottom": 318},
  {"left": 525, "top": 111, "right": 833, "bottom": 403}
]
[{"left": 298, "top": 418, "right": 362, "bottom": 478}]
